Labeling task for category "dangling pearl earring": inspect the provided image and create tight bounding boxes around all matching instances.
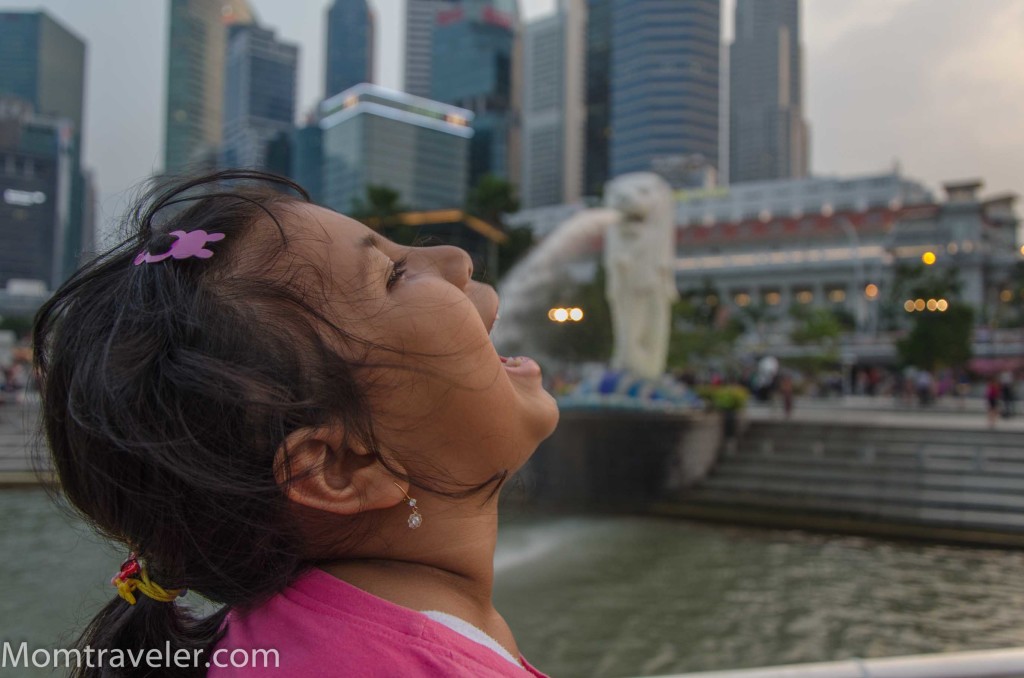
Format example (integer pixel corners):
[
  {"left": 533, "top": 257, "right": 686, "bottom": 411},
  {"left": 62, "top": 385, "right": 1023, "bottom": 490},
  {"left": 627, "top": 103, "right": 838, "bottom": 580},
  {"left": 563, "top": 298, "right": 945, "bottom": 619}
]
[{"left": 393, "top": 482, "right": 423, "bottom": 529}]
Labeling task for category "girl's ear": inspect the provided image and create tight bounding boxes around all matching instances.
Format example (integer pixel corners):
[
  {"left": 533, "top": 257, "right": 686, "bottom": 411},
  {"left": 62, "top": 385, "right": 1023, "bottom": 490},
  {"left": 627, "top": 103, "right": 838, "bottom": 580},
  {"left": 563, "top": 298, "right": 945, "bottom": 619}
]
[{"left": 273, "top": 425, "right": 405, "bottom": 516}]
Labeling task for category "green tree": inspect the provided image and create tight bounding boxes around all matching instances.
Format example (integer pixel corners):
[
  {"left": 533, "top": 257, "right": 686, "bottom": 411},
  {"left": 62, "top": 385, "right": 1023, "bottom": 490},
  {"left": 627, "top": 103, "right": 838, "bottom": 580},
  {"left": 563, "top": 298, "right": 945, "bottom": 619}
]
[
  {"left": 532, "top": 265, "right": 613, "bottom": 363},
  {"left": 350, "top": 185, "right": 420, "bottom": 245},
  {"left": 897, "top": 303, "right": 974, "bottom": 370},
  {"left": 496, "top": 226, "right": 534, "bottom": 281},
  {"left": 465, "top": 174, "right": 519, "bottom": 227},
  {"left": 666, "top": 281, "right": 743, "bottom": 369},
  {"left": 880, "top": 262, "right": 963, "bottom": 330},
  {"left": 789, "top": 306, "right": 843, "bottom": 347},
  {"left": 466, "top": 175, "right": 527, "bottom": 280}
]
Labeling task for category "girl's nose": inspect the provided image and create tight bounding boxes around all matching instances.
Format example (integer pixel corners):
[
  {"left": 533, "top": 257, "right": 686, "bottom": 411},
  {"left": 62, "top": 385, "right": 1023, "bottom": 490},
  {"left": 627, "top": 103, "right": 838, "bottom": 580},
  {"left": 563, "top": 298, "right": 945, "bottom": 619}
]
[{"left": 425, "top": 245, "right": 473, "bottom": 289}]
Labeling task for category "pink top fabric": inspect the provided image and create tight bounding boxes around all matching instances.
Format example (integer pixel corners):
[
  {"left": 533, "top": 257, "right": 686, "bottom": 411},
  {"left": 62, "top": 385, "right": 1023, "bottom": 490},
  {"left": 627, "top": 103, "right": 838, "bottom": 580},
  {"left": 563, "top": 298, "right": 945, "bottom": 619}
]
[{"left": 208, "top": 568, "right": 548, "bottom": 677}]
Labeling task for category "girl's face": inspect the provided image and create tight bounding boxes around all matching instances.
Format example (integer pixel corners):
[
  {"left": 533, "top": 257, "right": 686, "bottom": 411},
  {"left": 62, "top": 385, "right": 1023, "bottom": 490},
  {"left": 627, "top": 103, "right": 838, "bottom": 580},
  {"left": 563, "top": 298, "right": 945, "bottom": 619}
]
[{"left": 290, "top": 204, "right": 558, "bottom": 485}]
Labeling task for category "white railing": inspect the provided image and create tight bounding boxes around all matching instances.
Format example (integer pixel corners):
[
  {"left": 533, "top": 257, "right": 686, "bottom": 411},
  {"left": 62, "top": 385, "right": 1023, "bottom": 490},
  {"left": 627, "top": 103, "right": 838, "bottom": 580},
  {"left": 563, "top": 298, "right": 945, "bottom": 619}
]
[{"left": 638, "top": 647, "right": 1024, "bottom": 678}]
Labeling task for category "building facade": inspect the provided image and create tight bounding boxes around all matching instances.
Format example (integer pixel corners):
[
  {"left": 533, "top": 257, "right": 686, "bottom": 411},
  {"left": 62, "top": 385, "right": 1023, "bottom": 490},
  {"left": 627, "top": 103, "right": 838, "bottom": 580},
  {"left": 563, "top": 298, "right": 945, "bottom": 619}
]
[
  {"left": 583, "top": 0, "right": 610, "bottom": 198},
  {"left": 325, "top": 0, "right": 374, "bottom": 99},
  {"left": 431, "top": 1, "right": 516, "bottom": 186},
  {"left": 319, "top": 84, "right": 474, "bottom": 215},
  {"left": 609, "top": 0, "right": 720, "bottom": 179},
  {"left": 0, "top": 10, "right": 88, "bottom": 286},
  {"left": 729, "top": 0, "right": 809, "bottom": 183},
  {"left": 221, "top": 24, "right": 298, "bottom": 169},
  {"left": 0, "top": 11, "right": 85, "bottom": 133},
  {"left": 404, "top": 0, "right": 458, "bottom": 99},
  {"left": 0, "top": 98, "right": 74, "bottom": 291},
  {"left": 520, "top": 0, "right": 585, "bottom": 208},
  {"left": 164, "top": 0, "right": 254, "bottom": 173}
]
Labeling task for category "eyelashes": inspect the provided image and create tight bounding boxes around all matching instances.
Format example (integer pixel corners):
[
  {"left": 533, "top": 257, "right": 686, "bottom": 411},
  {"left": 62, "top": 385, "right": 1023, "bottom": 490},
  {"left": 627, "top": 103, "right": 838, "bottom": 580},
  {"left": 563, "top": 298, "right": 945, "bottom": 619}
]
[{"left": 386, "top": 256, "right": 409, "bottom": 290}]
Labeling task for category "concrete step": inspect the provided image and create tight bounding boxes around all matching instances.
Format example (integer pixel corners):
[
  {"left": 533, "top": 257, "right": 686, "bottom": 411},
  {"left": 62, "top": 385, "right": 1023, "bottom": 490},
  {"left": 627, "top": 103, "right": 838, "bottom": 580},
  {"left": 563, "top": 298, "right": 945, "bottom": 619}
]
[
  {"left": 698, "top": 475, "right": 1024, "bottom": 513},
  {"left": 744, "top": 421, "right": 1023, "bottom": 447},
  {"left": 736, "top": 440, "right": 1024, "bottom": 465},
  {"left": 680, "top": 487, "right": 1024, "bottom": 532},
  {"left": 710, "top": 460, "right": 1024, "bottom": 494}
]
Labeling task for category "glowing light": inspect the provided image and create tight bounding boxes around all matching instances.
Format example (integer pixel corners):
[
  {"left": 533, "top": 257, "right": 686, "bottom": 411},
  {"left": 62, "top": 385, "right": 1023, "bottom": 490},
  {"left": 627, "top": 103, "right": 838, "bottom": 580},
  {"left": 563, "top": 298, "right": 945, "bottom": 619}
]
[
  {"left": 796, "top": 290, "right": 814, "bottom": 305},
  {"left": 914, "top": 299, "right": 926, "bottom": 312},
  {"left": 936, "top": 299, "right": 949, "bottom": 312},
  {"left": 1001, "top": 289, "right": 1014, "bottom": 303},
  {"left": 904, "top": 300, "right": 916, "bottom": 312},
  {"left": 922, "top": 251, "right": 937, "bottom": 265},
  {"left": 764, "top": 291, "right": 781, "bottom": 306},
  {"left": 553, "top": 308, "right": 569, "bottom": 322},
  {"left": 926, "top": 299, "right": 938, "bottom": 311},
  {"left": 569, "top": 307, "right": 584, "bottom": 322},
  {"left": 735, "top": 293, "right": 751, "bottom": 307},
  {"left": 865, "top": 284, "right": 879, "bottom": 299}
]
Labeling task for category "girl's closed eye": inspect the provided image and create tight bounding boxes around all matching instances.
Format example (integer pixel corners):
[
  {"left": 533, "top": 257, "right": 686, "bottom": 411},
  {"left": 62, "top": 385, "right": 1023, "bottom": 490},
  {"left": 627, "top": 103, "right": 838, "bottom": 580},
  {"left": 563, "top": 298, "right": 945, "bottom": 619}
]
[{"left": 386, "top": 256, "right": 408, "bottom": 290}]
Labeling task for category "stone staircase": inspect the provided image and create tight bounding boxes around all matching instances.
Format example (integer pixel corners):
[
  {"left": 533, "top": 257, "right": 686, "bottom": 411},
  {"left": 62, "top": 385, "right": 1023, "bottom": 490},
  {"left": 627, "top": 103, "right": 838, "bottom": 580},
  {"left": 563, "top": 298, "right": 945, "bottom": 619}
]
[{"left": 659, "top": 419, "right": 1024, "bottom": 546}]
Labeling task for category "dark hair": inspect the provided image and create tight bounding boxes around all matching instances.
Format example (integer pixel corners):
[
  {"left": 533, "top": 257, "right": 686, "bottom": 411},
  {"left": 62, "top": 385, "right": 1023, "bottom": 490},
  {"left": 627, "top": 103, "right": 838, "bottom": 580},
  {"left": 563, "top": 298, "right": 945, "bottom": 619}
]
[{"left": 32, "top": 170, "right": 503, "bottom": 678}]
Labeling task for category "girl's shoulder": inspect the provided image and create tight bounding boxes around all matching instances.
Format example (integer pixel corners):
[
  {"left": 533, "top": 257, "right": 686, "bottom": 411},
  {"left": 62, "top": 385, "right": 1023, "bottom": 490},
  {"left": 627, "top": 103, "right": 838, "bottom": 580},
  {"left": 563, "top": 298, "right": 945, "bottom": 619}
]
[{"left": 208, "top": 568, "right": 546, "bottom": 678}]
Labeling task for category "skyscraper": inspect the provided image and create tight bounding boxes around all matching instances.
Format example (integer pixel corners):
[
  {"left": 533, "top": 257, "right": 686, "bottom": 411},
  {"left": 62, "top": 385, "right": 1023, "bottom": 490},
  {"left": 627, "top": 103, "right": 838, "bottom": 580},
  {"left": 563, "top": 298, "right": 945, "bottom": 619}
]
[
  {"left": 609, "top": 0, "right": 720, "bottom": 179},
  {"left": 0, "top": 10, "right": 88, "bottom": 285},
  {"left": 583, "top": 0, "right": 610, "bottom": 197},
  {"left": 431, "top": 0, "right": 517, "bottom": 186},
  {"left": 521, "top": 0, "right": 585, "bottom": 208},
  {"left": 164, "top": 0, "right": 255, "bottom": 174},
  {"left": 0, "top": 97, "right": 75, "bottom": 290},
  {"left": 404, "top": 0, "right": 459, "bottom": 99},
  {"left": 320, "top": 84, "right": 473, "bottom": 214},
  {"left": 0, "top": 11, "right": 85, "bottom": 133},
  {"left": 221, "top": 23, "right": 298, "bottom": 169},
  {"left": 325, "top": 0, "right": 375, "bottom": 99},
  {"left": 729, "top": 0, "right": 809, "bottom": 183}
]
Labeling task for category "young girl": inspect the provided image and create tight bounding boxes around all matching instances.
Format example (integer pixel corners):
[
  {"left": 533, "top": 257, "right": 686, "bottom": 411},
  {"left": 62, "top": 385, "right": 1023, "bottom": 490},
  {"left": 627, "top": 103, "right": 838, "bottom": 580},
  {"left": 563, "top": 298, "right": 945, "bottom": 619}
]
[{"left": 34, "top": 170, "right": 559, "bottom": 677}]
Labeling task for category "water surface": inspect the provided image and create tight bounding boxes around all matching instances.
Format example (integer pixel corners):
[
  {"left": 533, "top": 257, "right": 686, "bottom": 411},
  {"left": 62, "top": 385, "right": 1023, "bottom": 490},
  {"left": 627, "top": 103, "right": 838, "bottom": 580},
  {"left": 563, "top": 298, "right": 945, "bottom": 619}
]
[{"left": 4, "top": 490, "right": 1024, "bottom": 678}]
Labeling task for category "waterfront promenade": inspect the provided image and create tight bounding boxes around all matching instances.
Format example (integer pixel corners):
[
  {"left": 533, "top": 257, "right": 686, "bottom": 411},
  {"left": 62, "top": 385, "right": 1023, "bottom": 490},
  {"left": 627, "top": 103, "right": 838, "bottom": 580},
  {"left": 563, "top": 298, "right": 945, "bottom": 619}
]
[{"left": 0, "top": 399, "right": 44, "bottom": 487}]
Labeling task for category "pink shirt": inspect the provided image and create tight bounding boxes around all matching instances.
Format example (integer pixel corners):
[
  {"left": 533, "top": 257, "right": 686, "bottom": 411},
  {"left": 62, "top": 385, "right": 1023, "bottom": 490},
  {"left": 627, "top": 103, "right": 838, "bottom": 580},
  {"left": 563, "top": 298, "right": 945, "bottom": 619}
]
[{"left": 209, "top": 568, "right": 548, "bottom": 677}]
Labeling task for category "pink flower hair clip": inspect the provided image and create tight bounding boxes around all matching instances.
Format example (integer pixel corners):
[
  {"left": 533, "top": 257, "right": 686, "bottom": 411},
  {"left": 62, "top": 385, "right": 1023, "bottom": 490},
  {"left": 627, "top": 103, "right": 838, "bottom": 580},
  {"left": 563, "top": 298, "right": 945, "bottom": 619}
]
[{"left": 133, "top": 229, "right": 226, "bottom": 266}]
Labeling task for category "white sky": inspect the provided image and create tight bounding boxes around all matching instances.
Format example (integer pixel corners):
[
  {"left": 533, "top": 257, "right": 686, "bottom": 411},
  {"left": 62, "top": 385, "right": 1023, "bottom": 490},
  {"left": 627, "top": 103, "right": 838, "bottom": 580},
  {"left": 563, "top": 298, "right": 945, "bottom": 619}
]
[{"left": 2, "top": 0, "right": 1022, "bottom": 234}]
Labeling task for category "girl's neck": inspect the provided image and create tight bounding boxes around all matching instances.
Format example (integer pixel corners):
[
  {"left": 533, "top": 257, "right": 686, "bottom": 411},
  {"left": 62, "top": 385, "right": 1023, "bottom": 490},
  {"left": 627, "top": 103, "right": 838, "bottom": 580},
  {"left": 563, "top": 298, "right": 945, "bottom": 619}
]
[{"left": 321, "top": 500, "right": 501, "bottom": 616}]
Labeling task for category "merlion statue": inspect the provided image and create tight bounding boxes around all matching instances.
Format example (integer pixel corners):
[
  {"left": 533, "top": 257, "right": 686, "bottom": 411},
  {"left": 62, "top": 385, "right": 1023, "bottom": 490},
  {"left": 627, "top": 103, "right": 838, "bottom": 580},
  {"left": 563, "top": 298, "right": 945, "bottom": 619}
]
[{"left": 603, "top": 172, "right": 679, "bottom": 379}]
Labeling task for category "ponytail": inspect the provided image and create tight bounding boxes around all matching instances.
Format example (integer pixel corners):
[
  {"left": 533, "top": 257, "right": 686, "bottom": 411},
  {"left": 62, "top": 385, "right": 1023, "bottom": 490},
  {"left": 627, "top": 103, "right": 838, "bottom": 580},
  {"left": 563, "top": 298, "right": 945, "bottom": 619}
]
[{"left": 71, "top": 595, "right": 228, "bottom": 678}]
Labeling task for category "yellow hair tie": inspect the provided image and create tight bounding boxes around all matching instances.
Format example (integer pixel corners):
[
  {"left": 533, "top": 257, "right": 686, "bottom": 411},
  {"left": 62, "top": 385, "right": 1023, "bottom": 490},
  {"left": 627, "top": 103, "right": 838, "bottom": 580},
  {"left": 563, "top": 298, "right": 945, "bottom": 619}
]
[{"left": 111, "top": 555, "right": 184, "bottom": 605}]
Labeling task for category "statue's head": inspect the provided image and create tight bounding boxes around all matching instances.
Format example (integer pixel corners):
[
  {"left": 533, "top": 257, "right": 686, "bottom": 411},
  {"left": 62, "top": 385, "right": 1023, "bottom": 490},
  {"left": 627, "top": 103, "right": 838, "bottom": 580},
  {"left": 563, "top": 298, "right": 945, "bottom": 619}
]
[{"left": 604, "top": 172, "right": 674, "bottom": 226}]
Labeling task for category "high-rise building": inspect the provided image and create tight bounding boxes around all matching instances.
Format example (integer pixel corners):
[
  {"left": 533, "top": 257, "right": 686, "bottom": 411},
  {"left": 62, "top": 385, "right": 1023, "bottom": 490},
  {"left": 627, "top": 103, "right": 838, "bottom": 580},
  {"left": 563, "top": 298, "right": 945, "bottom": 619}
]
[
  {"left": 325, "top": 0, "right": 374, "bottom": 99},
  {"left": 320, "top": 84, "right": 473, "bottom": 215},
  {"left": 729, "top": 0, "right": 809, "bottom": 184},
  {"left": 0, "top": 10, "right": 88, "bottom": 286},
  {"left": 164, "top": 0, "right": 255, "bottom": 174},
  {"left": 0, "top": 97, "right": 75, "bottom": 290},
  {"left": 404, "top": 0, "right": 459, "bottom": 99},
  {"left": 583, "top": 0, "right": 610, "bottom": 197},
  {"left": 609, "top": 0, "right": 720, "bottom": 179},
  {"left": 521, "top": 0, "right": 585, "bottom": 208},
  {"left": 221, "top": 24, "right": 298, "bottom": 169},
  {"left": 0, "top": 11, "right": 85, "bottom": 133},
  {"left": 431, "top": 0, "right": 517, "bottom": 186}
]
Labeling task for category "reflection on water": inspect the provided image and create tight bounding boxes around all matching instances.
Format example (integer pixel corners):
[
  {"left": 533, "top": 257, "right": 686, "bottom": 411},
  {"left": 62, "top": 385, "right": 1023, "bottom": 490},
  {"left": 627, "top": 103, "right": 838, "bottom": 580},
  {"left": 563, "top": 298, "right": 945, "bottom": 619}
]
[
  {"left": 4, "top": 490, "right": 1024, "bottom": 678},
  {"left": 494, "top": 514, "right": 1024, "bottom": 677}
]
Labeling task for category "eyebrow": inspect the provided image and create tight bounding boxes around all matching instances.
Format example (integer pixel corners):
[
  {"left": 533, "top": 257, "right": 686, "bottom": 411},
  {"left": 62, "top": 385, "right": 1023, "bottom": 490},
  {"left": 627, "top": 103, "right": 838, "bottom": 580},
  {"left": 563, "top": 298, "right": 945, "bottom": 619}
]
[{"left": 359, "top": 233, "right": 380, "bottom": 279}]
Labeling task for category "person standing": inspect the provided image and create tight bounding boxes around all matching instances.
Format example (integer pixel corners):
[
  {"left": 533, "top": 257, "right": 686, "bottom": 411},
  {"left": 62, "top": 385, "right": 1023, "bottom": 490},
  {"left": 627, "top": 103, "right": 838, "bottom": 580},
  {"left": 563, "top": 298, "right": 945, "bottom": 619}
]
[{"left": 987, "top": 376, "right": 1001, "bottom": 427}]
